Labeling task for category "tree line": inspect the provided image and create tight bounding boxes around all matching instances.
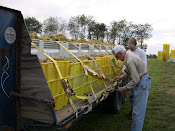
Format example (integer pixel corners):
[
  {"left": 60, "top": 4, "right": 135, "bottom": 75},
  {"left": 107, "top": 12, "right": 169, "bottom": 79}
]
[{"left": 25, "top": 14, "right": 153, "bottom": 49}]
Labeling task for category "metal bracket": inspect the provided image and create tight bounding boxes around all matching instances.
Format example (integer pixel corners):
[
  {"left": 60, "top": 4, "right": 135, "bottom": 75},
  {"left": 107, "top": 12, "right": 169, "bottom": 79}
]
[
  {"left": 83, "top": 65, "right": 99, "bottom": 76},
  {"left": 61, "top": 79, "right": 75, "bottom": 96},
  {"left": 97, "top": 68, "right": 106, "bottom": 79}
]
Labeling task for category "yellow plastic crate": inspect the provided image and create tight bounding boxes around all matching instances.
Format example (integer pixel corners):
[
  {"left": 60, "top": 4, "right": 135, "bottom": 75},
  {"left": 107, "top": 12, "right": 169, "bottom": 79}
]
[
  {"left": 163, "top": 44, "right": 170, "bottom": 61},
  {"left": 82, "top": 60, "right": 90, "bottom": 67},
  {"left": 97, "top": 79, "right": 103, "bottom": 87},
  {"left": 101, "top": 66, "right": 107, "bottom": 75},
  {"left": 104, "top": 56, "right": 110, "bottom": 66},
  {"left": 86, "top": 75, "right": 97, "bottom": 82},
  {"left": 41, "top": 63, "right": 49, "bottom": 80},
  {"left": 49, "top": 61, "right": 70, "bottom": 79},
  {"left": 106, "top": 65, "right": 110, "bottom": 74},
  {"left": 71, "top": 83, "right": 89, "bottom": 101},
  {"left": 54, "top": 92, "right": 68, "bottom": 110},
  {"left": 89, "top": 60, "right": 98, "bottom": 71},
  {"left": 163, "top": 44, "right": 170, "bottom": 50},
  {"left": 47, "top": 62, "right": 55, "bottom": 81},
  {"left": 95, "top": 57, "right": 105, "bottom": 67},
  {"left": 48, "top": 79, "right": 64, "bottom": 94},
  {"left": 40, "top": 57, "right": 123, "bottom": 111},
  {"left": 41, "top": 61, "right": 71, "bottom": 94},
  {"left": 69, "top": 74, "right": 87, "bottom": 89},
  {"left": 96, "top": 59, "right": 102, "bottom": 68},
  {"left": 90, "top": 79, "right": 99, "bottom": 90},
  {"left": 70, "top": 62, "right": 84, "bottom": 76},
  {"left": 57, "top": 61, "right": 70, "bottom": 78},
  {"left": 108, "top": 65, "right": 114, "bottom": 74},
  {"left": 170, "top": 50, "right": 175, "bottom": 58},
  {"left": 107, "top": 72, "right": 115, "bottom": 79},
  {"left": 158, "top": 51, "right": 163, "bottom": 61}
]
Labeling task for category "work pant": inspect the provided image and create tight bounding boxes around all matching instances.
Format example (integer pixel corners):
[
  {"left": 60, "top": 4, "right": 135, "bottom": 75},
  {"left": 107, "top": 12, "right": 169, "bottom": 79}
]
[
  {"left": 131, "top": 74, "right": 151, "bottom": 131},
  {"left": 129, "top": 86, "right": 134, "bottom": 111}
]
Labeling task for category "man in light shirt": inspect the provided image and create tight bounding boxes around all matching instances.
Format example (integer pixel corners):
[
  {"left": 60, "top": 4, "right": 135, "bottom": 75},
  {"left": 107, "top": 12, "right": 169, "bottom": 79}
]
[
  {"left": 128, "top": 37, "right": 147, "bottom": 67},
  {"left": 127, "top": 37, "right": 147, "bottom": 119},
  {"left": 112, "top": 45, "right": 151, "bottom": 131}
]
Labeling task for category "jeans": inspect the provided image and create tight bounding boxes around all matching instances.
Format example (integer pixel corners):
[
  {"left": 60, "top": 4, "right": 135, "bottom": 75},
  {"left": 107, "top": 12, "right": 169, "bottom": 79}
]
[
  {"left": 131, "top": 74, "right": 151, "bottom": 131},
  {"left": 129, "top": 88, "right": 134, "bottom": 111}
]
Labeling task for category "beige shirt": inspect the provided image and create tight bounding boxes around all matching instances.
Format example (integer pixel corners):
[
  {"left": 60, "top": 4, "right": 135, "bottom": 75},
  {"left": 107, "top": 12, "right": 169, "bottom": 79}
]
[{"left": 120, "top": 51, "right": 147, "bottom": 91}]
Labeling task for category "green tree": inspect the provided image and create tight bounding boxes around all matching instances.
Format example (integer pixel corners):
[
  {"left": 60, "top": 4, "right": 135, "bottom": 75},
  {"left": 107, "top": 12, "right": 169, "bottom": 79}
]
[
  {"left": 109, "top": 20, "right": 128, "bottom": 45},
  {"left": 57, "top": 17, "right": 67, "bottom": 35},
  {"left": 132, "top": 23, "right": 153, "bottom": 48},
  {"left": 87, "top": 20, "right": 96, "bottom": 40},
  {"left": 109, "top": 23, "right": 117, "bottom": 44},
  {"left": 105, "top": 26, "right": 111, "bottom": 43},
  {"left": 43, "top": 17, "right": 59, "bottom": 35},
  {"left": 95, "top": 23, "right": 107, "bottom": 41},
  {"left": 25, "top": 17, "right": 42, "bottom": 34},
  {"left": 77, "top": 14, "right": 91, "bottom": 39},
  {"left": 120, "top": 21, "right": 134, "bottom": 48},
  {"left": 68, "top": 14, "right": 93, "bottom": 39},
  {"left": 108, "top": 20, "right": 152, "bottom": 50},
  {"left": 68, "top": 16, "right": 79, "bottom": 39},
  {"left": 89, "top": 22, "right": 107, "bottom": 41}
]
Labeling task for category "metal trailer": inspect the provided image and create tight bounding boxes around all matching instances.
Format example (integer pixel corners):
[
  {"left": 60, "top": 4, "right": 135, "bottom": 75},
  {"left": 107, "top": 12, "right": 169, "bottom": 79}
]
[{"left": 0, "top": 6, "right": 126, "bottom": 131}]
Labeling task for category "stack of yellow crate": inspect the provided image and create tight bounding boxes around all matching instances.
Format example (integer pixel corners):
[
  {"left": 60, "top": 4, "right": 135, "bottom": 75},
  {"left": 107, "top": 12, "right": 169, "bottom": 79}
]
[
  {"left": 40, "top": 57, "right": 122, "bottom": 111},
  {"left": 170, "top": 50, "right": 175, "bottom": 58},
  {"left": 41, "top": 61, "right": 70, "bottom": 110},
  {"left": 158, "top": 51, "right": 163, "bottom": 61},
  {"left": 163, "top": 44, "right": 170, "bottom": 61}
]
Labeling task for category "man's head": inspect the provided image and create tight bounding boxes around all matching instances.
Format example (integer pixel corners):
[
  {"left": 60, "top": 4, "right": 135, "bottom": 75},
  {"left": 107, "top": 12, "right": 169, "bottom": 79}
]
[
  {"left": 112, "top": 45, "right": 126, "bottom": 61},
  {"left": 128, "top": 37, "right": 137, "bottom": 51}
]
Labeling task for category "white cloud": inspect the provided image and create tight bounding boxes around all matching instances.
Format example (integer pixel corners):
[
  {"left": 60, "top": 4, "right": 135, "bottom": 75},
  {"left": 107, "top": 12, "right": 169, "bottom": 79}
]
[{"left": 1, "top": 0, "right": 175, "bottom": 54}]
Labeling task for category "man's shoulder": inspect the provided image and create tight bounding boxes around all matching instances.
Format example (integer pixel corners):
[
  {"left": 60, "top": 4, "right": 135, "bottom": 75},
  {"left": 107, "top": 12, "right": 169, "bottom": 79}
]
[
  {"left": 126, "top": 51, "right": 140, "bottom": 60},
  {"left": 135, "top": 47, "right": 146, "bottom": 54},
  {"left": 136, "top": 47, "right": 144, "bottom": 52}
]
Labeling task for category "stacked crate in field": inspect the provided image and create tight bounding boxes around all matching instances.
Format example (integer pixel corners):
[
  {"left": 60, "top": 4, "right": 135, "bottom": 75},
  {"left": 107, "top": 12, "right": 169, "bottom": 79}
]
[
  {"left": 170, "top": 50, "right": 175, "bottom": 58},
  {"left": 163, "top": 44, "right": 170, "bottom": 61},
  {"left": 158, "top": 51, "right": 163, "bottom": 61}
]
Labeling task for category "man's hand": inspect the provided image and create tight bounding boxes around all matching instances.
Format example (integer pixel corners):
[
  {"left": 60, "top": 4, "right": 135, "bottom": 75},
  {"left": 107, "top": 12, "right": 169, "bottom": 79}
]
[
  {"left": 117, "top": 87, "right": 124, "bottom": 93},
  {"left": 113, "top": 76, "right": 121, "bottom": 81}
]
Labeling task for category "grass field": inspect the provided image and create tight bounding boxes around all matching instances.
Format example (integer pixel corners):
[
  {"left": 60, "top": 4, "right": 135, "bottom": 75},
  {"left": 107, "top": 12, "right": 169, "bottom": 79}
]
[{"left": 68, "top": 58, "right": 175, "bottom": 131}]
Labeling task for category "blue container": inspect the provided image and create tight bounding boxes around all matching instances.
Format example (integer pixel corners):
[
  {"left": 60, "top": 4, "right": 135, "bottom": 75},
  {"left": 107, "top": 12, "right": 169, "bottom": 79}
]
[{"left": 0, "top": 6, "right": 19, "bottom": 130}]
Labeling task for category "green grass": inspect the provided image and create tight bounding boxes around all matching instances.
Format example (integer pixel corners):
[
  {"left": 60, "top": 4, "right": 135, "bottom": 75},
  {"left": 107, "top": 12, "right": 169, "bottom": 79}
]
[{"left": 68, "top": 59, "right": 175, "bottom": 131}]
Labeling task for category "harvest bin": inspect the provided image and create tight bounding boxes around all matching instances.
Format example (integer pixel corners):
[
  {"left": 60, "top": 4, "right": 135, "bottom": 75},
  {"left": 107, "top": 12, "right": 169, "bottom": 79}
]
[{"left": 0, "top": 6, "right": 126, "bottom": 131}]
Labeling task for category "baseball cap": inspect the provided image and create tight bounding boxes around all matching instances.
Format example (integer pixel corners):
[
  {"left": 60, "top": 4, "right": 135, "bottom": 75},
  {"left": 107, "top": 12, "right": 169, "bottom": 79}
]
[{"left": 112, "top": 45, "right": 126, "bottom": 56}]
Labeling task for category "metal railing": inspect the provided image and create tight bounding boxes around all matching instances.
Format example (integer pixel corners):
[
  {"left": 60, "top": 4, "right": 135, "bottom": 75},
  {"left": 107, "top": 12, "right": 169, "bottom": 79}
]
[{"left": 31, "top": 39, "right": 114, "bottom": 59}]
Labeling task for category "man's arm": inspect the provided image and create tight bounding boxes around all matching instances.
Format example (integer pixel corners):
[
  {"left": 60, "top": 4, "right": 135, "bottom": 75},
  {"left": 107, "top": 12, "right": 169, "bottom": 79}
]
[{"left": 122, "top": 61, "right": 140, "bottom": 91}]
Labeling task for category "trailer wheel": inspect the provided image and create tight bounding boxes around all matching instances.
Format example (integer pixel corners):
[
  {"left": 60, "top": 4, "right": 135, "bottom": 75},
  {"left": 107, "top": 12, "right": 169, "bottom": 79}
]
[
  {"left": 112, "top": 90, "right": 122, "bottom": 114},
  {"left": 103, "top": 89, "right": 122, "bottom": 114}
]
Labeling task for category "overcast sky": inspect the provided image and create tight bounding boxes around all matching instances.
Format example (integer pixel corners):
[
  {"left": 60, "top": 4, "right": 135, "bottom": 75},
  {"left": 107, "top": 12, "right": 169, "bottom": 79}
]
[{"left": 1, "top": 0, "right": 175, "bottom": 55}]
